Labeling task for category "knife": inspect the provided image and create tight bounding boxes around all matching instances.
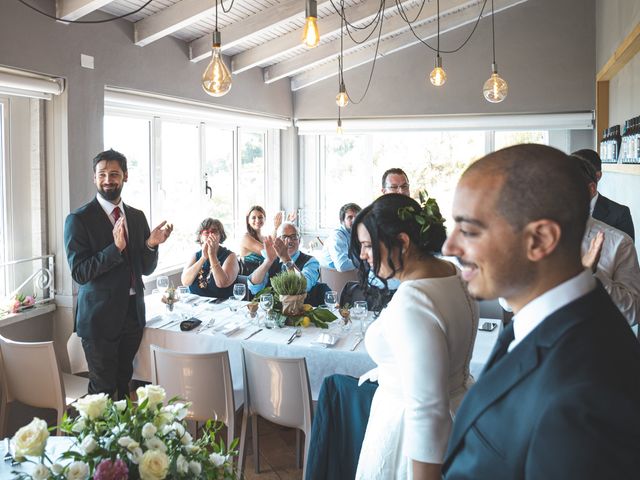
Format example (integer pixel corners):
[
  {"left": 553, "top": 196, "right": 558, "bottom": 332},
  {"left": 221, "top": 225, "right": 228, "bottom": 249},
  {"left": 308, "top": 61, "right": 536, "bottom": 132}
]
[
  {"left": 243, "top": 328, "right": 263, "bottom": 340},
  {"left": 350, "top": 337, "right": 363, "bottom": 351}
]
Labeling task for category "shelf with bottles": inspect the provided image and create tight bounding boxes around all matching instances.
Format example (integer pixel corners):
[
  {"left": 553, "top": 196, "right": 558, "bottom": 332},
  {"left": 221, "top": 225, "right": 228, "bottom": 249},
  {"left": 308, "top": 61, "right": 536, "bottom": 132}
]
[{"left": 600, "top": 115, "right": 640, "bottom": 166}]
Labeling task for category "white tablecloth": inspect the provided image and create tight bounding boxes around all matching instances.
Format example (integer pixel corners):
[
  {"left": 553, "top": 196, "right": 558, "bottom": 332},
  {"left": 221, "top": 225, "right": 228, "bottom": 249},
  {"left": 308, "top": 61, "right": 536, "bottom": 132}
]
[{"left": 70, "top": 293, "right": 500, "bottom": 399}]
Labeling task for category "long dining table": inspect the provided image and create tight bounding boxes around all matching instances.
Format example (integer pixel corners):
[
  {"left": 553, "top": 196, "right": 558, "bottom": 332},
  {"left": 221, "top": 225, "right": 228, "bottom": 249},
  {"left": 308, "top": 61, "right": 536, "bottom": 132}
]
[{"left": 69, "top": 293, "right": 502, "bottom": 400}]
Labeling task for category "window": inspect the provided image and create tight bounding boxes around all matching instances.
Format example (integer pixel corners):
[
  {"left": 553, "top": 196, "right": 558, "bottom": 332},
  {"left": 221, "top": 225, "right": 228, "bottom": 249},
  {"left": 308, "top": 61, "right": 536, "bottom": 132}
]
[
  {"left": 104, "top": 112, "right": 274, "bottom": 272},
  {"left": 0, "top": 99, "right": 6, "bottom": 273},
  {"left": 303, "top": 129, "right": 552, "bottom": 234}
]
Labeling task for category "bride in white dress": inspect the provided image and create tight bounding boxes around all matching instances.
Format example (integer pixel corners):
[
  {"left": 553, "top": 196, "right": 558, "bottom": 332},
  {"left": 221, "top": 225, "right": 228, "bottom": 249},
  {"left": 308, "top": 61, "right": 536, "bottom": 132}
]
[{"left": 352, "top": 193, "right": 478, "bottom": 480}]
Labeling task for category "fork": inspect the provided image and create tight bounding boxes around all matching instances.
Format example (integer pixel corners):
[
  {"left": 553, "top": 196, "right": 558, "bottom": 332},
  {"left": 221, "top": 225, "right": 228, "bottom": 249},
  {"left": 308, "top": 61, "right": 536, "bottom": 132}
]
[{"left": 287, "top": 327, "right": 302, "bottom": 344}]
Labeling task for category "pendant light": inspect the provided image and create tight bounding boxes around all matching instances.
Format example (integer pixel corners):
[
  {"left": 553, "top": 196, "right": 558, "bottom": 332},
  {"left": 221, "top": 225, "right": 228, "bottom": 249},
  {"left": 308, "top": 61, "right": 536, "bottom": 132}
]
[
  {"left": 337, "top": 107, "right": 343, "bottom": 135},
  {"left": 335, "top": 3, "right": 349, "bottom": 108},
  {"left": 202, "top": 0, "right": 232, "bottom": 97},
  {"left": 302, "top": 0, "right": 320, "bottom": 48},
  {"left": 429, "top": 0, "right": 446, "bottom": 87},
  {"left": 483, "top": 0, "right": 508, "bottom": 103}
]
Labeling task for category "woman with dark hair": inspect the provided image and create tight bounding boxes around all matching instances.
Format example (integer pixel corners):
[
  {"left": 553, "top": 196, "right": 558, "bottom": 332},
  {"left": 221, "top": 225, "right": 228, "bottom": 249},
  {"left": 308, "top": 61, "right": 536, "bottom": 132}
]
[
  {"left": 181, "top": 218, "right": 239, "bottom": 299},
  {"left": 351, "top": 193, "right": 478, "bottom": 480},
  {"left": 239, "top": 206, "right": 294, "bottom": 274}
]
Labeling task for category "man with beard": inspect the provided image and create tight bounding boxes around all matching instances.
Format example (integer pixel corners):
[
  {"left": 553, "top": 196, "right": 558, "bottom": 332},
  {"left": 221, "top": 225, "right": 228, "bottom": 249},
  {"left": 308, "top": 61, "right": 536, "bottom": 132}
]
[
  {"left": 64, "top": 149, "right": 173, "bottom": 399},
  {"left": 320, "top": 202, "right": 362, "bottom": 272},
  {"left": 441, "top": 144, "right": 640, "bottom": 479}
]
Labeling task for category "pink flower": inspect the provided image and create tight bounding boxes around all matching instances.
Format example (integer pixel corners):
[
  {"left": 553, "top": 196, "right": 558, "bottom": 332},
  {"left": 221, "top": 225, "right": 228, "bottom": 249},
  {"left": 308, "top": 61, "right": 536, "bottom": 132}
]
[
  {"left": 10, "top": 300, "right": 20, "bottom": 313},
  {"left": 24, "top": 296, "right": 35, "bottom": 306},
  {"left": 93, "top": 458, "right": 129, "bottom": 480}
]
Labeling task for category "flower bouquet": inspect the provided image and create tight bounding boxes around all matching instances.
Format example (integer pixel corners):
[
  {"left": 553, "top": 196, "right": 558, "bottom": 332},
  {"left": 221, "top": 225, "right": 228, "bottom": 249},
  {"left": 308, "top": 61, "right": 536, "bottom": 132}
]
[
  {"left": 11, "top": 385, "right": 237, "bottom": 480},
  {"left": 160, "top": 287, "right": 178, "bottom": 312},
  {"left": 2, "top": 293, "right": 36, "bottom": 315}
]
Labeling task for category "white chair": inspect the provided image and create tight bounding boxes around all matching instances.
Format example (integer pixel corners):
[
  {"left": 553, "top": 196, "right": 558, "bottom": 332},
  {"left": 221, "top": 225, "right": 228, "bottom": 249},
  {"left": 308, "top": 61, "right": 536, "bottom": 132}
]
[
  {"left": 67, "top": 332, "right": 89, "bottom": 375},
  {"left": 0, "top": 334, "right": 89, "bottom": 436},
  {"left": 238, "top": 348, "right": 313, "bottom": 478},
  {"left": 320, "top": 267, "right": 358, "bottom": 297},
  {"left": 149, "top": 345, "right": 240, "bottom": 448}
]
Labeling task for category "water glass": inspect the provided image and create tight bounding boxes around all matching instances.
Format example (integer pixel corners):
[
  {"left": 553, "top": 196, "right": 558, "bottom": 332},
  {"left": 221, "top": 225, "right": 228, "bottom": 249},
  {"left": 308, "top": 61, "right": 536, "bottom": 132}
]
[
  {"left": 177, "top": 286, "right": 189, "bottom": 300},
  {"left": 156, "top": 275, "right": 169, "bottom": 293},
  {"left": 259, "top": 294, "right": 273, "bottom": 316},
  {"left": 353, "top": 300, "right": 368, "bottom": 337},
  {"left": 324, "top": 290, "right": 338, "bottom": 312},
  {"left": 232, "top": 283, "right": 246, "bottom": 312}
]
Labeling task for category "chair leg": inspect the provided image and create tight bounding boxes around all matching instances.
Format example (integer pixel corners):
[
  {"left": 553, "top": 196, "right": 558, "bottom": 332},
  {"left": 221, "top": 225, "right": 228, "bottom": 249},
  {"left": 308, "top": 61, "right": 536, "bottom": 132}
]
[
  {"left": 302, "top": 429, "right": 311, "bottom": 480},
  {"left": 252, "top": 415, "right": 260, "bottom": 473},
  {"left": 296, "top": 429, "right": 302, "bottom": 468},
  {"left": 237, "top": 411, "right": 249, "bottom": 480}
]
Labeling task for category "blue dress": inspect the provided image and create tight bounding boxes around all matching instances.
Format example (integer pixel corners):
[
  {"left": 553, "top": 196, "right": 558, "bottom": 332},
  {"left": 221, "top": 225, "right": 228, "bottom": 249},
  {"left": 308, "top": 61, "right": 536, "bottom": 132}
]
[{"left": 188, "top": 247, "right": 236, "bottom": 299}]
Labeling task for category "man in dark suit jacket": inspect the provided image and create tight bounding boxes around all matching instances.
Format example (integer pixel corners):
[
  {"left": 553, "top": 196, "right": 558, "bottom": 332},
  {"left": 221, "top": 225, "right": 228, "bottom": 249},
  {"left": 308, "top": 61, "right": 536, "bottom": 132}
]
[
  {"left": 441, "top": 144, "right": 640, "bottom": 479},
  {"left": 64, "top": 149, "right": 172, "bottom": 399},
  {"left": 572, "top": 148, "right": 635, "bottom": 239}
]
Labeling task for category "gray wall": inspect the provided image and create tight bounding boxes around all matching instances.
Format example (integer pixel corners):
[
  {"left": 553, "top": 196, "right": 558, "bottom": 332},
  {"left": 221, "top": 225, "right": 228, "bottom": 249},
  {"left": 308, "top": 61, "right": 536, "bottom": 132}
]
[
  {"left": 595, "top": 0, "right": 640, "bottom": 251},
  {"left": 0, "top": 0, "right": 293, "bottom": 211},
  {"left": 294, "top": 0, "right": 596, "bottom": 118}
]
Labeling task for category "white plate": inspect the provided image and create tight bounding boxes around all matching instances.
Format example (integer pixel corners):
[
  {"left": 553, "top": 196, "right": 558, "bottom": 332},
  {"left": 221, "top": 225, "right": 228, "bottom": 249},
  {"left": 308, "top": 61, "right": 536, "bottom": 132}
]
[{"left": 312, "top": 333, "right": 338, "bottom": 347}]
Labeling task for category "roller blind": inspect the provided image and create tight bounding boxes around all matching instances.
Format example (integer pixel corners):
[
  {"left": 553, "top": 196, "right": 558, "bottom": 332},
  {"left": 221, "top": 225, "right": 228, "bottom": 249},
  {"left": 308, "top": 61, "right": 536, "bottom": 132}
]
[{"left": 0, "top": 68, "right": 65, "bottom": 100}]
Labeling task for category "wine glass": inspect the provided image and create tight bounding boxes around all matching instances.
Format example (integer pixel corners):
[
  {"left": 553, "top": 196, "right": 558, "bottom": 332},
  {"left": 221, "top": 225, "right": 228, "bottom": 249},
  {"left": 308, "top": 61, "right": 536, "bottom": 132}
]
[
  {"left": 259, "top": 294, "right": 274, "bottom": 326},
  {"left": 324, "top": 290, "right": 338, "bottom": 313},
  {"left": 156, "top": 275, "right": 169, "bottom": 294},
  {"left": 232, "top": 283, "right": 246, "bottom": 312}
]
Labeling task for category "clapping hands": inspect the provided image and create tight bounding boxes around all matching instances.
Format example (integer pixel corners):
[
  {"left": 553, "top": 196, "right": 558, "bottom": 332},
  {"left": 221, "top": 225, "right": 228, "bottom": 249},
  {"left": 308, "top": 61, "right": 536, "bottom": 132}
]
[{"left": 147, "top": 221, "right": 173, "bottom": 248}]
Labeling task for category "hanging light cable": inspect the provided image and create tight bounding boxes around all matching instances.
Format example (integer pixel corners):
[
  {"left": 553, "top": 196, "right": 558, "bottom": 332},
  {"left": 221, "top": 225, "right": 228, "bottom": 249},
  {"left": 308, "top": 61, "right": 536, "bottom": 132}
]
[
  {"left": 336, "top": 3, "right": 349, "bottom": 108},
  {"left": 429, "top": 0, "right": 446, "bottom": 87},
  {"left": 302, "top": 0, "right": 320, "bottom": 48},
  {"left": 202, "top": 0, "right": 232, "bottom": 97},
  {"left": 337, "top": 106, "right": 343, "bottom": 135},
  {"left": 483, "top": 0, "right": 508, "bottom": 102}
]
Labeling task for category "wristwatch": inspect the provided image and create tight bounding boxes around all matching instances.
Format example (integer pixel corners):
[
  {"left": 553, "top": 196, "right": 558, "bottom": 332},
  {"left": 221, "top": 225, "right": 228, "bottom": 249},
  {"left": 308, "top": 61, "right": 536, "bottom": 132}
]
[{"left": 284, "top": 260, "right": 295, "bottom": 269}]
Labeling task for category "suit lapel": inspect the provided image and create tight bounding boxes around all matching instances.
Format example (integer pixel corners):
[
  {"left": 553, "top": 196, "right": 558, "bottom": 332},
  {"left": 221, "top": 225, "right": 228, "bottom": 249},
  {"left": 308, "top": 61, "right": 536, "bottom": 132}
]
[{"left": 89, "top": 198, "right": 116, "bottom": 235}]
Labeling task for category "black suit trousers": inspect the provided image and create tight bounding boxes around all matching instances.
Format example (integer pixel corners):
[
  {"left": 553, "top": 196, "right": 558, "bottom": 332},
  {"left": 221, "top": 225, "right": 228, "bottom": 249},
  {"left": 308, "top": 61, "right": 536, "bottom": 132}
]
[{"left": 81, "top": 294, "right": 143, "bottom": 400}]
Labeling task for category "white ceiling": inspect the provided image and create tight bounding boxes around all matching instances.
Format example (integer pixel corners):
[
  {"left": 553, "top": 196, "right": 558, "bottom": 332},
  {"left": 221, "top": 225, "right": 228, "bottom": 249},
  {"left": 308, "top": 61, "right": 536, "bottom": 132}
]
[{"left": 55, "top": 0, "right": 527, "bottom": 90}]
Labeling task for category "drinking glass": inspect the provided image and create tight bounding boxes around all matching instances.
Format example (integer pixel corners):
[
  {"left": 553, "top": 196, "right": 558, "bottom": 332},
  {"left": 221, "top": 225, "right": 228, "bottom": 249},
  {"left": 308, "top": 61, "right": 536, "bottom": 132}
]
[
  {"left": 232, "top": 283, "right": 246, "bottom": 312},
  {"left": 324, "top": 290, "right": 338, "bottom": 312},
  {"left": 156, "top": 275, "right": 169, "bottom": 294},
  {"left": 353, "top": 300, "right": 368, "bottom": 337},
  {"left": 177, "top": 286, "right": 189, "bottom": 300},
  {"left": 258, "top": 294, "right": 274, "bottom": 326}
]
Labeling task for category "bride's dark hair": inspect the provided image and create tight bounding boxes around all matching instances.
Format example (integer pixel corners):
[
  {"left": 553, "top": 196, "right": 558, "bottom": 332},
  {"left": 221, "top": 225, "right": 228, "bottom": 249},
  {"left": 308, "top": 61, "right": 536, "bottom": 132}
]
[{"left": 349, "top": 193, "right": 446, "bottom": 290}]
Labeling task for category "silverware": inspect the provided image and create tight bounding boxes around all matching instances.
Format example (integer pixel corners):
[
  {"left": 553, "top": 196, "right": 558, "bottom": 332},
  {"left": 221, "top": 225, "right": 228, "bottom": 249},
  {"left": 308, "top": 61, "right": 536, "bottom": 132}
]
[
  {"left": 350, "top": 337, "right": 363, "bottom": 351},
  {"left": 243, "top": 328, "right": 263, "bottom": 340},
  {"left": 196, "top": 320, "right": 212, "bottom": 333},
  {"left": 287, "top": 328, "right": 302, "bottom": 344},
  {"left": 4, "top": 438, "right": 11, "bottom": 462}
]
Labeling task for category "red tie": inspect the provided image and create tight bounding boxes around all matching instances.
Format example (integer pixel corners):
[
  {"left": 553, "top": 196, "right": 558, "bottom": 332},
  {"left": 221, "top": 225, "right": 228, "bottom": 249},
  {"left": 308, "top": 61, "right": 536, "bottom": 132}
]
[{"left": 113, "top": 206, "right": 134, "bottom": 288}]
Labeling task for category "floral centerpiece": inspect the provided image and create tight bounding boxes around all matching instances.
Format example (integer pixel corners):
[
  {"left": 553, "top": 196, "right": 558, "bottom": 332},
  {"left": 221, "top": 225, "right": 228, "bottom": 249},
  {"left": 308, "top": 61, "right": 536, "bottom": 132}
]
[
  {"left": 160, "top": 287, "right": 178, "bottom": 312},
  {"left": 2, "top": 292, "right": 36, "bottom": 316},
  {"left": 11, "top": 385, "right": 237, "bottom": 480},
  {"left": 253, "top": 271, "right": 337, "bottom": 328}
]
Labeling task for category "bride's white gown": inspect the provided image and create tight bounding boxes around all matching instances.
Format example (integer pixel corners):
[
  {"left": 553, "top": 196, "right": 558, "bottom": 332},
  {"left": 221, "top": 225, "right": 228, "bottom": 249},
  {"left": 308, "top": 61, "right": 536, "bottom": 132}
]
[{"left": 355, "top": 274, "right": 478, "bottom": 479}]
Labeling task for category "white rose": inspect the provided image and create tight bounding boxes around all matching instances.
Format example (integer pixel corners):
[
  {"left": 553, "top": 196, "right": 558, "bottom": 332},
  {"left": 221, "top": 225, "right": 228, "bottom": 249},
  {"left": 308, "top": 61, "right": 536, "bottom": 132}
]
[
  {"left": 154, "top": 410, "right": 173, "bottom": 428},
  {"left": 118, "top": 436, "right": 134, "bottom": 448},
  {"left": 73, "top": 393, "right": 109, "bottom": 420},
  {"left": 136, "top": 385, "right": 166, "bottom": 409},
  {"left": 127, "top": 446, "right": 143, "bottom": 464},
  {"left": 71, "top": 417, "right": 86, "bottom": 433},
  {"left": 66, "top": 461, "right": 89, "bottom": 480},
  {"left": 139, "top": 449, "right": 169, "bottom": 480},
  {"left": 51, "top": 463, "right": 64, "bottom": 475},
  {"left": 209, "top": 452, "right": 225, "bottom": 467},
  {"left": 13, "top": 417, "right": 49, "bottom": 458},
  {"left": 144, "top": 436, "right": 167, "bottom": 452},
  {"left": 142, "top": 422, "right": 157, "bottom": 439},
  {"left": 32, "top": 463, "right": 50, "bottom": 480},
  {"left": 189, "top": 460, "right": 202, "bottom": 476},
  {"left": 176, "top": 454, "right": 189, "bottom": 474},
  {"left": 114, "top": 400, "right": 127, "bottom": 411},
  {"left": 164, "top": 402, "right": 189, "bottom": 420},
  {"left": 180, "top": 431, "right": 193, "bottom": 446},
  {"left": 80, "top": 435, "right": 97, "bottom": 454},
  {"left": 171, "top": 422, "right": 185, "bottom": 438}
]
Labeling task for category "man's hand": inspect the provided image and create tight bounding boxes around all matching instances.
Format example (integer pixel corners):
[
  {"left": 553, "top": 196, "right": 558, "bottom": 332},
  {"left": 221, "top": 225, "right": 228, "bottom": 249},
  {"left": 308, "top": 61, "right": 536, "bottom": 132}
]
[
  {"left": 273, "top": 237, "right": 290, "bottom": 263},
  {"left": 264, "top": 236, "right": 278, "bottom": 262},
  {"left": 147, "top": 221, "right": 173, "bottom": 248},
  {"left": 113, "top": 218, "right": 127, "bottom": 252},
  {"left": 582, "top": 230, "right": 604, "bottom": 273}
]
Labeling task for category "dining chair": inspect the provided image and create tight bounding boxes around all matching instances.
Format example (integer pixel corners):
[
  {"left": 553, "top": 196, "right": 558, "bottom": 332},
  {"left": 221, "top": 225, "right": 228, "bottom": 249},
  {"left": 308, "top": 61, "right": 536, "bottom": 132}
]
[
  {"left": 0, "top": 334, "right": 89, "bottom": 436},
  {"left": 319, "top": 267, "right": 358, "bottom": 298},
  {"left": 238, "top": 348, "right": 313, "bottom": 478},
  {"left": 149, "top": 345, "right": 241, "bottom": 448},
  {"left": 67, "top": 332, "right": 89, "bottom": 375}
]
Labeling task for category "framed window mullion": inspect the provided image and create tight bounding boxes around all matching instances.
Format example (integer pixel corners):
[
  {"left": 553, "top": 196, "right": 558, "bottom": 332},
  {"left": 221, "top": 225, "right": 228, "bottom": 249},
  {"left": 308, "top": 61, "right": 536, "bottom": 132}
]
[
  {"left": 233, "top": 126, "right": 239, "bottom": 238},
  {"left": 150, "top": 116, "right": 162, "bottom": 227}
]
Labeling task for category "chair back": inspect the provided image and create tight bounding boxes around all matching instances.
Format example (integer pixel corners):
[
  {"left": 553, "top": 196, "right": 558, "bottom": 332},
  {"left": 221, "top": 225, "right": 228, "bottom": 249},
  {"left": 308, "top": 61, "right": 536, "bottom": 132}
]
[
  {"left": 150, "top": 345, "right": 236, "bottom": 428},
  {"left": 242, "top": 348, "right": 312, "bottom": 432},
  {"left": 477, "top": 299, "right": 505, "bottom": 320},
  {"left": 319, "top": 267, "right": 358, "bottom": 297},
  {"left": 0, "top": 334, "right": 66, "bottom": 436},
  {"left": 67, "top": 332, "right": 89, "bottom": 374}
]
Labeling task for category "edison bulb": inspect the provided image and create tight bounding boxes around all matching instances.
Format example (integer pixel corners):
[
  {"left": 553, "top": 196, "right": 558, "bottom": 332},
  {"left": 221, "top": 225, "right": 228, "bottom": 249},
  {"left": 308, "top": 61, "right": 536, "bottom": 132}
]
[
  {"left": 429, "top": 56, "right": 446, "bottom": 86},
  {"left": 202, "top": 44, "right": 232, "bottom": 97},
  {"left": 302, "top": 17, "right": 320, "bottom": 48},
  {"left": 336, "top": 85, "right": 349, "bottom": 107},
  {"left": 483, "top": 72, "right": 508, "bottom": 103}
]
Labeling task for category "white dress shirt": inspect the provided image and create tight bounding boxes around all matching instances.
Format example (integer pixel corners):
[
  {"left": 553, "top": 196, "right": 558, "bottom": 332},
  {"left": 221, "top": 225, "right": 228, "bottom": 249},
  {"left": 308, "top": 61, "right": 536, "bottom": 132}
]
[{"left": 508, "top": 269, "right": 596, "bottom": 352}]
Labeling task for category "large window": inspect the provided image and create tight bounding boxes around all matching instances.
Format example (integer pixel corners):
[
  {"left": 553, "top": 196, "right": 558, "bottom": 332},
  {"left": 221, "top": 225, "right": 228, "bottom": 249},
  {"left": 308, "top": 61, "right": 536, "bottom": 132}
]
[{"left": 104, "top": 111, "right": 274, "bottom": 272}]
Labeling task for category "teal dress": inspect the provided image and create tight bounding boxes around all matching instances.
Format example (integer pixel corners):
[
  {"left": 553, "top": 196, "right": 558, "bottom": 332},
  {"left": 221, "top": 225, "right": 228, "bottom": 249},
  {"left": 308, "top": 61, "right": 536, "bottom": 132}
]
[
  {"left": 241, "top": 251, "right": 264, "bottom": 275},
  {"left": 188, "top": 247, "right": 235, "bottom": 298}
]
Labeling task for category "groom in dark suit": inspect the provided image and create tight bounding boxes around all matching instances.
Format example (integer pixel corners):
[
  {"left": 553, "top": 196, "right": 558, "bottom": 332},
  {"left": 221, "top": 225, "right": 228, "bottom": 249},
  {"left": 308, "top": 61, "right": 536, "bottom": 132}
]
[
  {"left": 64, "top": 149, "right": 173, "bottom": 399},
  {"left": 442, "top": 144, "right": 640, "bottom": 479}
]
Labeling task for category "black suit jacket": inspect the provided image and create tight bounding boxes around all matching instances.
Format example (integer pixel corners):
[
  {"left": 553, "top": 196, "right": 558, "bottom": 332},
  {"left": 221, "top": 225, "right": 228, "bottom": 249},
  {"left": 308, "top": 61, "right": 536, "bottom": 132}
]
[
  {"left": 64, "top": 198, "right": 158, "bottom": 340},
  {"left": 593, "top": 193, "right": 635, "bottom": 240},
  {"left": 443, "top": 285, "right": 640, "bottom": 480}
]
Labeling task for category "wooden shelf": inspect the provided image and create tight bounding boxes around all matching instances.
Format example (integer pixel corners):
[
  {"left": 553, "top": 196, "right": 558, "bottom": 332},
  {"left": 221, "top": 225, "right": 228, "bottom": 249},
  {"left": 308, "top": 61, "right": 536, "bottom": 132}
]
[{"left": 602, "top": 163, "right": 640, "bottom": 176}]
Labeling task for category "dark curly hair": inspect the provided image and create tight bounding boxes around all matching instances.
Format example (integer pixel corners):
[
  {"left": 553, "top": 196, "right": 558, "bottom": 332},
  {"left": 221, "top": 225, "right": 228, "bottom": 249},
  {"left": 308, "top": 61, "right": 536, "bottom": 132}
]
[
  {"left": 349, "top": 194, "right": 446, "bottom": 290},
  {"left": 245, "top": 205, "right": 266, "bottom": 243},
  {"left": 195, "top": 218, "right": 227, "bottom": 244}
]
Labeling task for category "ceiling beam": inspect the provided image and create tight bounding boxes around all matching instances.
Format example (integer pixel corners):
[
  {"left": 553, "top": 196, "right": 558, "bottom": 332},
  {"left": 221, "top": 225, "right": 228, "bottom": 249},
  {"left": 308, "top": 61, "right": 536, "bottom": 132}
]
[
  {"left": 266, "top": 0, "right": 481, "bottom": 84},
  {"left": 56, "top": 0, "right": 114, "bottom": 21},
  {"left": 290, "top": 0, "right": 527, "bottom": 91},
  {"left": 134, "top": 0, "right": 213, "bottom": 47},
  {"left": 189, "top": 0, "right": 321, "bottom": 63}
]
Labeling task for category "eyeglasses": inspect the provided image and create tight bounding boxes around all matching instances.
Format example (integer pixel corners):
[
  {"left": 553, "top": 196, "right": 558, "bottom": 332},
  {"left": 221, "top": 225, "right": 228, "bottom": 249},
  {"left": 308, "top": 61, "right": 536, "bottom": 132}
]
[
  {"left": 200, "top": 229, "right": 219, "bottom": 236},
  {"left": 384, "top": 183, "right": 410, "bottom": 192},
  {"left": 280, "top": 234, "right": 300, "bottom": 242}
]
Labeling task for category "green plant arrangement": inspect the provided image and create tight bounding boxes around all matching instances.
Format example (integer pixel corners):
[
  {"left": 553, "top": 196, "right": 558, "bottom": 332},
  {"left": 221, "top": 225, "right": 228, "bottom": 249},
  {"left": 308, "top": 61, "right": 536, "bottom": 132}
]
[
  {"left": 270, "top": 269, "right": 307, "bottom": 295},
  {"left": 11, "top": 385, "right": 237, "bottom": 480}
]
